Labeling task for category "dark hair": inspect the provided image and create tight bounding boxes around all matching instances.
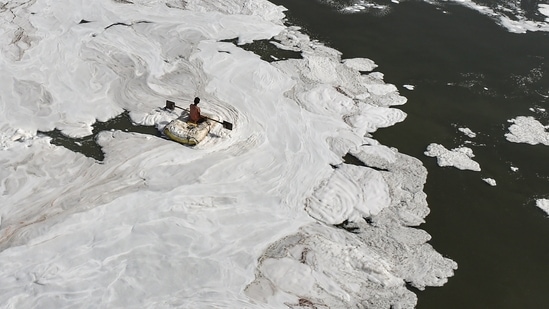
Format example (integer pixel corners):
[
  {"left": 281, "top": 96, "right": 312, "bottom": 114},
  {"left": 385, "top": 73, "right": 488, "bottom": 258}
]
[{"left": 194, "top": 97, "right": 200, "bottom": 104}]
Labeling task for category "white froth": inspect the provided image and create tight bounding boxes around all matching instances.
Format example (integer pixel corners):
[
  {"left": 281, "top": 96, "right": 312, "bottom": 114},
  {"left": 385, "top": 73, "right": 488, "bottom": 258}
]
[
  {"left": 447, "top": 0, "right": 549, "bottom": 33},
  {"left": 247, "top": 151, "right": 457, "bottom": 306},
  {"left": 424, "top": 143, "right": 481, "bottom": 171},
  {"left": 342, "top": 57, "right": 378, "bottom": 72},
  {"left": 482, "top": 178, "right": 497, "bottom": 186},
  {"left": 351, "top": 137, "right": 398, "bottom": 165},
  {"left": 341, "top": 1, "right": 389, "bottom": 13},
  {"left": 403, "top": 84, "right": 415, "bottom": 90},
  {"left": 458, "top": 127, "right": 477, "bottom": 138},
  {"left": 305, "top": 164, "right": 391, "bottom": 225},
  {"left": 334, "top": 0, "right": 549, "bottom": 33},
  {"left": 536, "top": 199, "right": 549, "bottom": 215},
  {"left": 0, "top": 0, "right": 456, "bottom": 308},
  {"left": 346, "top": 103, "right": 407, "bottom": 136},
  {"left": 505, "top": 116, "right": 549, "bottom": 145},
  {"left": 539, "top": 4, "right": 549, "bottom": 21}
]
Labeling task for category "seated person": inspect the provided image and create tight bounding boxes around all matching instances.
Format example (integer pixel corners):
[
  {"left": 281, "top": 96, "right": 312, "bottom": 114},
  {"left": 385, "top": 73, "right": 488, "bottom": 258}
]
[{"left": 189, "top": 97, "right": 206, "bottom": 124}]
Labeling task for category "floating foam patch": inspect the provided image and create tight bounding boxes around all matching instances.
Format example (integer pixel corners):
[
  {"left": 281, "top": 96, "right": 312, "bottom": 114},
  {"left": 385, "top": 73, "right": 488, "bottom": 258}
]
[
  {"left": 424, "top": 143, "right": 481, "bottom": 171},
  {"left": 458, "top": 127, "right": 477, "bottom": 138},
  {"left": 505, "top": 116, "right": 549, "bottom": 145},
  {"left": 536, "top": 199, "right": 549, "bottom": 216}
]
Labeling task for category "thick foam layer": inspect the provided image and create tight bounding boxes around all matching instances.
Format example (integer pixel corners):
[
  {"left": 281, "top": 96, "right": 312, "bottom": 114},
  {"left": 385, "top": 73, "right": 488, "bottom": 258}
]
[
  {"left": 342, "top": 57, "right": 378, "bottom": 72},
  {"left": 0, "top": 0, "right": 456, "bottom": 308},
  {"left": 305, "top": 164, "right": 391, "bottom": 225}
]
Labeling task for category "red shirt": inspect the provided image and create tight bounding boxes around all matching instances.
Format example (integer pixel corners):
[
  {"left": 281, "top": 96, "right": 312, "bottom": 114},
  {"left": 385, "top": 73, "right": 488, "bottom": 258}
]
[{"left": 189, "top": 104, "right": 201, "bottom": 123}]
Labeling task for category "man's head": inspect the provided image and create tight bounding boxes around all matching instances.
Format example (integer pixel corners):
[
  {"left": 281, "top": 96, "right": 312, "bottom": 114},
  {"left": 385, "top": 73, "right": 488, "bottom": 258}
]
[{"left": 194, "top": 97, "right": 200, "bottom": 105}]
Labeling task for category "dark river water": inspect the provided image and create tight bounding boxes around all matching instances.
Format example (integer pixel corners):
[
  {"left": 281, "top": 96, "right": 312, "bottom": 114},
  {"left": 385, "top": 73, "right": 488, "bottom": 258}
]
[{"left": 269, "top": 0, "right": 549, "bottom": 308}]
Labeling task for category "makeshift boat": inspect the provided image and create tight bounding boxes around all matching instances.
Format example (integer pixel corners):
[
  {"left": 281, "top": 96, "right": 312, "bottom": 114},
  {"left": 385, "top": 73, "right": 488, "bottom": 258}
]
[
  {"left": 163, "top": 116, "right": 215, "bottom": 146},
  {"left": 162, "top": 100, "right": 233, "bottom": 146}
]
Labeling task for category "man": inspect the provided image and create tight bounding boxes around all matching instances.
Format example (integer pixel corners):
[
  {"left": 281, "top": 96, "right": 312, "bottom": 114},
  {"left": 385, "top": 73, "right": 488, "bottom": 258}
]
[{"left": 189, "top": 97, "right": 206, "bottom": 124}]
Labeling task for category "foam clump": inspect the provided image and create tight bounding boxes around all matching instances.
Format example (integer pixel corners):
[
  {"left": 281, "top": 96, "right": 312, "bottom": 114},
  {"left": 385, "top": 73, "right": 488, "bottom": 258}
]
[
  {"left": 505, "top": 116, "right": 549, "bottom": 145},
  {"left": 424, "top": 143, "right": 481, "bottom": 171},
  {"left": 541, "top": 4, "right": 549, "bottom": 21},
  {"left": 351, "top": 137, "right": 398, "bottom": 167},
  {"left": 342, "top": 57, "right": 378, "bottom": 72},
  {"left": 482, "top": 178, "right": 497, "bottom": 186},
  {"left": 536, "top": 199, "right": 549, "bottom": 215},
  {"left": 459, "top": 127, "right": 477, "bottom": 138}
]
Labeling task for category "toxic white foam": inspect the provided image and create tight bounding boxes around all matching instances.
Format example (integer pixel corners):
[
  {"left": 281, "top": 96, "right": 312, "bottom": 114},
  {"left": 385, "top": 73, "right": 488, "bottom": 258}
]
[
  {"left": 458, "top": 127, "right": 476, "bottom": 138},
  {"left": 0, "top": 0, "right": 456, "bottom": 308},
  {"left": 505, "top": 116, "right": 549, "bottom": 145},
  {"left": 446, "top": 0, "right": 549, "bottom": 33},
  {"left": 341, "top": 1, "right": 389, "bottom": 13},
  {"left": 482, "top": 178, "right": 497, "bottom": 186},
  {"left": 342, "top": 57, "right": 378, "bottom": 72},
  {"left": 425, "top": 143, "right": 481, "bottom": 171},
  {"left": 539, "top": 4, "right": 549, "bottom": 22},
  {"left": 333, "top": 0, "right": 549, "bottom": 33},
  {"left": 536, "top": 199, "right": 549, "bottom": 216},
  {"left": 305, "top": 164, "right": 391, "bottom": 225}
]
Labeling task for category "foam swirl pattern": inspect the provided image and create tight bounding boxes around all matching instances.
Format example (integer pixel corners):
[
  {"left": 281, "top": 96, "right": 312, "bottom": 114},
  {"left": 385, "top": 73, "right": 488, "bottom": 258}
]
[{"left": 0, "top": 1, "right": 456, "bottom": 308}]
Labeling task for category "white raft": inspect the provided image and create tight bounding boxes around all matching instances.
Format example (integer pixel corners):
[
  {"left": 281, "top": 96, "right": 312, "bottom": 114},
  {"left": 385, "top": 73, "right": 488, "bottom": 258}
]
[{"left": 163, "top": 116, "right": 215, "bottom": 146}]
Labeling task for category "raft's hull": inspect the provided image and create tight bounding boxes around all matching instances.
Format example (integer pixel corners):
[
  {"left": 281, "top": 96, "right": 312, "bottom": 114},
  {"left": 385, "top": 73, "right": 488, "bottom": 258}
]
[{"left": 163, "top": 118, "right": 214, "bottom": 146}]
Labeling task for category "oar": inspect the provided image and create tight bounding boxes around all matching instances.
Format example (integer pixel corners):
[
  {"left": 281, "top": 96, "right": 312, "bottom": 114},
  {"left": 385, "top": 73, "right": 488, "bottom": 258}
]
[{"left": 165, "top": 100, "right": 233, "bottom": 130}]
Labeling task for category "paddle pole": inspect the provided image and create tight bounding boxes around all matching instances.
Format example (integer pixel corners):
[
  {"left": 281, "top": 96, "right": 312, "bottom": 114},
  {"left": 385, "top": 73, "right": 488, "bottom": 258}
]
[{"left": 165, "top": 100, "right": 233, "bottom": 130}]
